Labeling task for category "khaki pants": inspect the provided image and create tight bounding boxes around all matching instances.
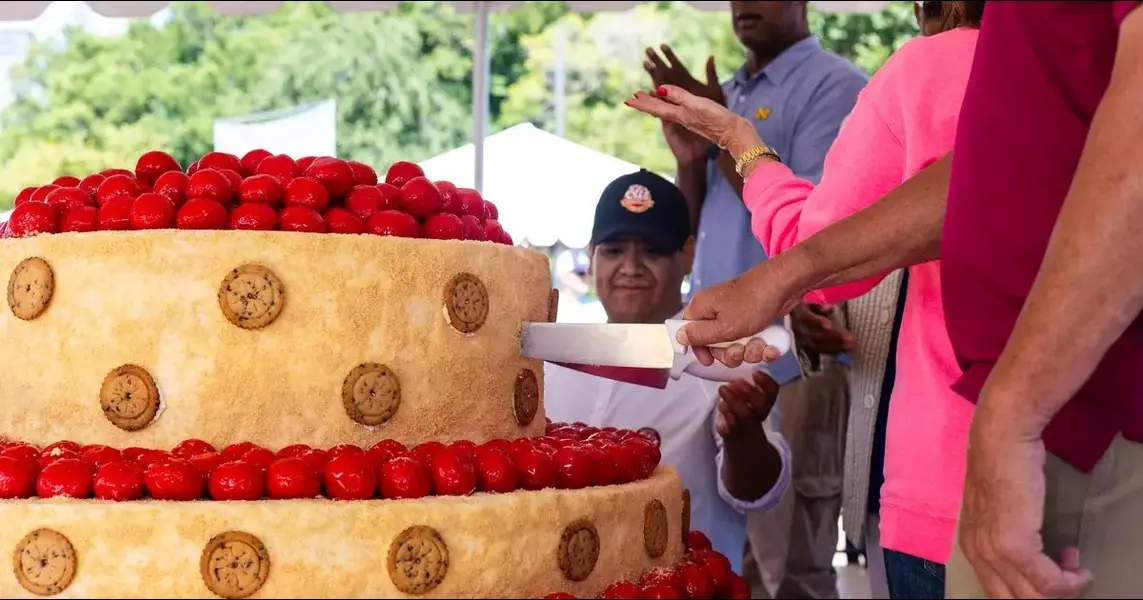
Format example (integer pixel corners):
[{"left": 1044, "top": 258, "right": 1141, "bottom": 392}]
[
  {"left": 947, "top": 435, "right": 1143, "bottom": 598},
  {"left": 743, "top": 361, "right": 849, "bottom": 599}
]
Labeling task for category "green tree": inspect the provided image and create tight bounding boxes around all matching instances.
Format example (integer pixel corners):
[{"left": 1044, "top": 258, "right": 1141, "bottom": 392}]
[
  {"left": 0, "top": 1, "right": 571, "bottom": 206},
  {"left": 497, "top": 1, "right": 919, "bottom": 175},
  {"left": 812, "top": 1, "right": 920, "bottom": 74},
  {"left": 0, "top": 1, "right": 917, "bottom": 209}
]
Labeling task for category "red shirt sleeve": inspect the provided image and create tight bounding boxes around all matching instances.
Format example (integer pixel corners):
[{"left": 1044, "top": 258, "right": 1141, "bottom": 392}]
[{"left": 1112, "top": 1, "right": 1142, "bottom": 27}]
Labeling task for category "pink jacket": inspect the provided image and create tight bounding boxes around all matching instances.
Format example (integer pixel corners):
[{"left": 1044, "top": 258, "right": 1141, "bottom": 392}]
[{"left": 744, "top": 27, "right": 978, "bottom": 564}]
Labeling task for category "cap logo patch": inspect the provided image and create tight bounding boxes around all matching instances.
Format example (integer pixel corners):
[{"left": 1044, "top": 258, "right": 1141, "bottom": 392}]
[{"left": 620, "top": 184, "right": 654, "bottom": 214}]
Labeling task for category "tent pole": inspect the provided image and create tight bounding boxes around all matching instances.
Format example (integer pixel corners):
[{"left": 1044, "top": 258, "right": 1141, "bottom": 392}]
[{"left": 472, "top": 0, "right": 491, "bottom": 193}]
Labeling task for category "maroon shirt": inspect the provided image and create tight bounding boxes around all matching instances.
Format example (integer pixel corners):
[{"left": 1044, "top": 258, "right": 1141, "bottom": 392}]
[{"left": 942, "top": 1, "right": 1143, "bottom": 472}]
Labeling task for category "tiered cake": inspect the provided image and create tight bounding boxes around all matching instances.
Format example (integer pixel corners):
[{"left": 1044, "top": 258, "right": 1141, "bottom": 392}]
[{"left": 0, "top": 151, "right": 745, "bottom": 599}]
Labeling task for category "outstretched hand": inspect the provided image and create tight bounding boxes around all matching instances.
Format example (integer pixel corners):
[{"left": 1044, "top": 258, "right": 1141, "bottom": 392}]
[
  {"left": 714, "top": 370, "right": 779, "bottom": 439},
  {"left": 625, "top": 85, "right": 751, "bottom": 153}
]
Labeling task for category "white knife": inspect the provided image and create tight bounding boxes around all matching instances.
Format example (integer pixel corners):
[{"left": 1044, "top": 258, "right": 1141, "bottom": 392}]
[{"left": 520, "top": 319, "right": 792, "bottom": 387}]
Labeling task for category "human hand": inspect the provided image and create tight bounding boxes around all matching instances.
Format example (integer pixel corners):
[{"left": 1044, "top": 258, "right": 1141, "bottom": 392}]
[
  {"left": 643, "top": 45, "right": 726, "bottom": 105},
  {"left": 714, "top": 370, "right": 779, "bottom": 439},
  {"left": 661, "top": 120, "right": 711, "bottom": 165},
  {"left": 791, "top": 303, "right": 854, "bottom": 355},
  {"left": 677, "top": 261, "right": 803, "bottom": 368},
  {"left": 959, "top": 402, "right": 1093, "bottom": 598},
  {"left": 626, "top": 85, "right": 754, "bottom": 155}
]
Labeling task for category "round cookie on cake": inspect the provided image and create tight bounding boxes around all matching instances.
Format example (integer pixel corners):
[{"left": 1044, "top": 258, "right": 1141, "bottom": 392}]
[{"left": 0, "top": 150, "right": 746, "bottom": 599}]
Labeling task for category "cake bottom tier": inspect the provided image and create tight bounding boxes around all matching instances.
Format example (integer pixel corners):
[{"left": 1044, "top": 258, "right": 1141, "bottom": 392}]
[{"left": 0, "top": 468, "right": 685, "bottom": 599}]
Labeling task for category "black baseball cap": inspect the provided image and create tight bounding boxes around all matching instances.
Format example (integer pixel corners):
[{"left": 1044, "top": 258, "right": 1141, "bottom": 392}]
[{"left": 590, "top": 169, "right": 692, "bottom": 252}]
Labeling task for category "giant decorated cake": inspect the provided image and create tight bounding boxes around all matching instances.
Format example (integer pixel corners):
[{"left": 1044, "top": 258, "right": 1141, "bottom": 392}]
[{"left": 0, "top": 150, "right": 749, "bottom": 599}]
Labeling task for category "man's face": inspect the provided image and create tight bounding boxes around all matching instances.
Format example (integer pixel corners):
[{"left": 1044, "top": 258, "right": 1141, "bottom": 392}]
[
  {"left": 590, "top": 236, "right": 692, "bottom": 324},
  {"left": 730, "top": 1, "right": 803, "bottom": 48}
]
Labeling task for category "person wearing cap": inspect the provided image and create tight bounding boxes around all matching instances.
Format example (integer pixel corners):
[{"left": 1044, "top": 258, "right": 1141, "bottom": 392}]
[{"left": 544, "top": 169, "right": 792, "bottom": 574}]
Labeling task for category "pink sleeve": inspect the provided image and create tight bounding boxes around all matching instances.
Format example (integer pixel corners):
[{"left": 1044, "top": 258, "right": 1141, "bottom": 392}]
[{"left": 743, "top": 89, "right": 907, "bottom": 305}]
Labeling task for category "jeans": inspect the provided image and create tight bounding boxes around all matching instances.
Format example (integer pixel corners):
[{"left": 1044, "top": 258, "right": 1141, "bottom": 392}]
[{"left": 884, "top": 548, "right": 945, "bottom": 599}]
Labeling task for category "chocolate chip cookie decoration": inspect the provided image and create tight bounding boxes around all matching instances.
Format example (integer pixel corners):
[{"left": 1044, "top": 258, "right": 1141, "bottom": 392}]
[
  {"left": 218, "top": 264, "right": 284, "bottom": 330},
  {"left": 342, "top": 363, "right": 401, "bottom": 426},
  {"left": 643, "top": 499, "right": 669, "bottom": 558},
  {"left": 7, "top": 257, "right": 54, "bottom": 321},
  {"left": 547, "top": 288, "right": 559, "bottom": 322},
  {"left": 387, "top": 525, "right": 449, "bottom": 595},
  {"left": 199, "top": 531, "right": 271, "bottom": 599},
  {"left": 100, "top": 364, "right": 160, "bottom": 432},
  {"left": 443, "top": 272, "right": 489, "bottom": 334},
  {"left": 557, "top": 519, "right": 600, "bottom": 582},
  {"left": 12, "top": 528, "right": 76, "bottom": 596},
  {"left": 513, "top": 368, "right": 539, "bottom": 426}
]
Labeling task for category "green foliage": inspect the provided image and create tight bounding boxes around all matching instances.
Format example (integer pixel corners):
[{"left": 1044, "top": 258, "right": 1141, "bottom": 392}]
[
  {"left": 499, "top": 1, "right": 920, "bottom": 175},
  {"left": 0, "top": 1, "right": 483, "bottom": 203},
  {"left": 0, "top": 0, "right": 919, "bottom": 208}
]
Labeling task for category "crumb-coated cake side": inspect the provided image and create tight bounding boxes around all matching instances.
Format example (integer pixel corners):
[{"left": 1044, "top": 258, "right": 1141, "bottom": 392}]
[
  {"left": 0, "top": 230, "right": 553, "bottom": 450},
  {"left": 0, "top": 468, "right": 686, "bottom": 599}
]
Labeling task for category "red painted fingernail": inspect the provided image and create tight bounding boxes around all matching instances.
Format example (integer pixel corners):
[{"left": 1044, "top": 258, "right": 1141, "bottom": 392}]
[{"left": 656, "top": 86, "right": 667, "bottom": 97}]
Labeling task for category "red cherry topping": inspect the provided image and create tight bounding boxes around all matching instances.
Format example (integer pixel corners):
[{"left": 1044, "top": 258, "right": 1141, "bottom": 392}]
[
  {"left": 366, "top": 210, "right": 419, "bottom": 238},
  {"left": 175, "top": 197, "right": 228, "bottom": 230},
  {"left": 229, "top": 203, "right": 278, "bottom": 231},
  {"left": 266, "top": 457, "right": 321, "bottom": 499},
  {"left": 93, "top": 460, "right": 145, "bottom": 501},
  {"left": 279, "top": 205, "right": 328, "bottom": 233},
  {"left": 209, "top": 460, "right": 264, "bottom": 501},
  {"left": 385, "top": 161, "right": 424, "bottom": 188}
]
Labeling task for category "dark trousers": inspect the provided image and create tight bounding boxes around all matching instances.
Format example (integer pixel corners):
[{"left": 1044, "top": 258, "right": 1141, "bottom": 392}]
[{"left": 884, "top": 548, "right": 945, "bottom": 600}]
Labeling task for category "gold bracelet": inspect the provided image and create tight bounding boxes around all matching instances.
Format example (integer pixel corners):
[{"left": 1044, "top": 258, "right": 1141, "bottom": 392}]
[{"left": 734, "top": 145, "right": 781, "bottom": 176}]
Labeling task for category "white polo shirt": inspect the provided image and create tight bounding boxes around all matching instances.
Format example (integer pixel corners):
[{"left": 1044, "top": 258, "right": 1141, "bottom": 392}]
[{"left": 543, "top": 360, "right": 792, "bottom": 574}]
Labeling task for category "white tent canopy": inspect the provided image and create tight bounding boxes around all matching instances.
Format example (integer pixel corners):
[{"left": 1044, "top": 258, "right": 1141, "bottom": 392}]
[{"left": 419, "top": 122, "right": 647, "bottom": 248}]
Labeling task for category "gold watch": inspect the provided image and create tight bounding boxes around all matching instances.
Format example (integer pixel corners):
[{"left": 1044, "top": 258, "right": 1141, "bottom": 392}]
[{"left": 734, "top": 145, "right": 781, "bottom": 176}]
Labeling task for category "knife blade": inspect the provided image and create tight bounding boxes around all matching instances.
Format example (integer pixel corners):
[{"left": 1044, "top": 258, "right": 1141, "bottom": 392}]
[{"left": 521, "top": 319, "right": 792, "bottom": 388}]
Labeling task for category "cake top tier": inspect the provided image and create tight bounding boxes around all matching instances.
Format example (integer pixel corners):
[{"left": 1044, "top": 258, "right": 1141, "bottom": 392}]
[
  {"left": 3, "top": 149, "right": 510, "bottom": 245},
  {"left": 0, "top": 150, "right": 555, "bottom": 450}
]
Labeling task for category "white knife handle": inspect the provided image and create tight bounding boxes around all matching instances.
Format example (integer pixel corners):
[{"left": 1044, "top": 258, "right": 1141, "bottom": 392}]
[
  {"left": 678, "top": 360, "right": 769, "bottom": 383},
  {"left": 665, "top": 320, "right": 793, "bottom": 357}
]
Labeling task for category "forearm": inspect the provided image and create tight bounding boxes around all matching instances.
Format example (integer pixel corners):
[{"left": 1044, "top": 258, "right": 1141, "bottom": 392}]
[
  {"left": 772, "top": 152, "right": 950, "bottom": 298},
  {"left": 675, "top": 159, "right": 708, "bottom": 232},
  {"left": 976, "top": 52, "right": 1143, "bottom": 435},
  {"left": 715, "top": 151, "right": 745, "bottom": 199},
  {"left": 720, "top": 431, "right": 782, "bottom": 502}
]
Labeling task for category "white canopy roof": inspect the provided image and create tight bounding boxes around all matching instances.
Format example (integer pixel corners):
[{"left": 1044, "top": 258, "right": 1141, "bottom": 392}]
[
  {"left": 419, "top": 122, "right": 647, "bottom": 248},
  {"left": 0, "top": 1, "right": 891, "bottom": 20}
]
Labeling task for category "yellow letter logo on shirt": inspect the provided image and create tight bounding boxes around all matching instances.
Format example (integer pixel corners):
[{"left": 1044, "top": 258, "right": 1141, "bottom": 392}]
[{"left": 755, "top": 107, "right": 772, "bottom": 121}]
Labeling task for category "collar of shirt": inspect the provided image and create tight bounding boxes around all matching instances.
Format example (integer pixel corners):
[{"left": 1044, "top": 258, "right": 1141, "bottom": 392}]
[{"left": 731, "top": 35, "right": 823, "bottom": 89}]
